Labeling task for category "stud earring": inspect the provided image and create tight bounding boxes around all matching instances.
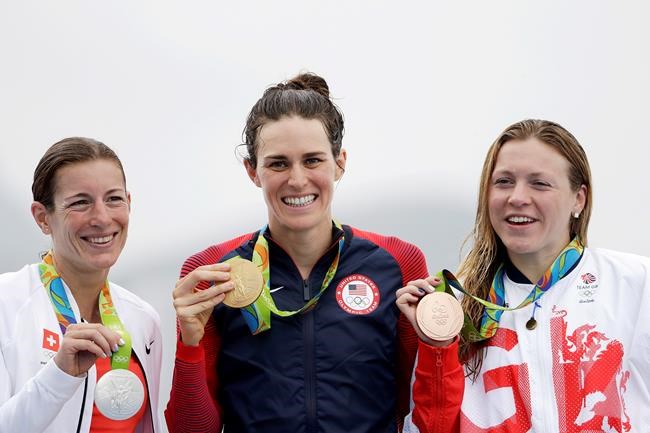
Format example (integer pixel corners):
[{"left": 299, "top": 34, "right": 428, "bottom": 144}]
[{"left": 573, "top": 212, "right": 580, "bottom": 219}]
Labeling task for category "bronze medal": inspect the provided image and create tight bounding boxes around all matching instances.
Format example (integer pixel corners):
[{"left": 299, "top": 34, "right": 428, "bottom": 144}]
[
  {"left": 526, "top": 318, "right": 537, "bottom": 330},
  {"left": 416, "top": 291, "right": 464, "bottom": 341},
  {"left": 223, "top": 258, "right": 264, "bottom": 308}
]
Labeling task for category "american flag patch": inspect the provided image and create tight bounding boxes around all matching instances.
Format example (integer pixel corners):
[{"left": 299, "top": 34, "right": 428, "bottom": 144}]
[{"left": 348, "top": 283, "right": 368, "bottom": 296}]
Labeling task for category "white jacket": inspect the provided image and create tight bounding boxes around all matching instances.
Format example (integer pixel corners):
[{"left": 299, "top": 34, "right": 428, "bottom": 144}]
[
  {"left": 406, "top": 247, "right": 650, "bottom": 433},
  {"left": 0, "top": 264, "right": 163, "bottom": 433}
]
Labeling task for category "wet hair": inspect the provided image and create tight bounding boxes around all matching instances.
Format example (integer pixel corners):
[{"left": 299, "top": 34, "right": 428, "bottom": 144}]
[
  {"left": 458, "top": 119, "right": 592, "bottom": 378},
  {"left": 243, "top": 72, "right": 345, "bottom": 168},
  {"left": 32, "top": 137, "right": 126, "bottom": 211}
]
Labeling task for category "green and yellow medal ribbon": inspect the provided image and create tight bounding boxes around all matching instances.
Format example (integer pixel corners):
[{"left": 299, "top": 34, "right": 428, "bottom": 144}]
[
  {"left": 435, "top": 237, "right": 584, "bottom": 342},
  {"left": 39, "top": 251, "right": 133, "bottom": 369},
  {"left": 230, "top": 221, "right": 345, "bottom": 335}
]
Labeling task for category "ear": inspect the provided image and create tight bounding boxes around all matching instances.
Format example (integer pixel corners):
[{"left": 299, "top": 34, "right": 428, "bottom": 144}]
[
  {"left": 334, "top": 149, "right": 347, "bottom": 181},
  {"left": 126, "top": 191, "right": 132, "bottom": 211},
  {"left": 573, "top": 184, "right": 587, "bottom": 215},
  {"left": 31, "top": 202, "right": 51, "bottom": 235},
  {"left": 244, "top": 159, "right": 261, "bottom": 188}
]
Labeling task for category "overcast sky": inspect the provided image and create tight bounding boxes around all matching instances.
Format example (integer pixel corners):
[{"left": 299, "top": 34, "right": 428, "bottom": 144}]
[{"left": 1, "top": 1, "right": 649, "bottom": 429}]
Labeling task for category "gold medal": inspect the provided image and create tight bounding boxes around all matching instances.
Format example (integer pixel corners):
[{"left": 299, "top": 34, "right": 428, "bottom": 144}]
[
  {"left": 416, "top": 292, "right": 464, "bottom": 341},
  {"left": 223, "top": 258, "right": 264, "bottom": 308}
]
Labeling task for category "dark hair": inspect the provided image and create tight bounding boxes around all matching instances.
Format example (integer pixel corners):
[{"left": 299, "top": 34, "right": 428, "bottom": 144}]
[
  {"left": 243, "top": 72, "right": 345, "bottom": 168},
  {"left": 32, "top": 137, "right": 126, "bottom": 210}
]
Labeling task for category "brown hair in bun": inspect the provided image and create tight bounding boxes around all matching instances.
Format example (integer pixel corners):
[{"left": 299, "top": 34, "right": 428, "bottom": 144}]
[{"left": 243, "top": 72, "right": 344, "bottom": 168}]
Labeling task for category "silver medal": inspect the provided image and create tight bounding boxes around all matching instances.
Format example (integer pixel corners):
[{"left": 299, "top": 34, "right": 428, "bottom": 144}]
[{"left": 94, "top": 369, "right": 145, "bottom": 420}]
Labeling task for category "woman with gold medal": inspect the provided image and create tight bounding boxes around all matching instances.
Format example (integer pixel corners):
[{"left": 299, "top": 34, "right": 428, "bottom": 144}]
[
  {"left": 397, "top": 120, "right": 650, "bottom": 432},
  {"left": 0, "top": 138, "right": 162, "bottom": 432},
  {"left": 165, "top": 73, "right": 429, "bottom": 433}
]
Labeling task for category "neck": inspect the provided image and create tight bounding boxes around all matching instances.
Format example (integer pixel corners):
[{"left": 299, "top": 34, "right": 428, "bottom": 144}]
[
  {"left": 508, "top": 250, "right": 559, "bottom": 284},
  {"left": 269, "top": 219, "right": 334, "bottom": 279},
  {"left": 53, "top": 256, "right": 106, "bottom": 323}
]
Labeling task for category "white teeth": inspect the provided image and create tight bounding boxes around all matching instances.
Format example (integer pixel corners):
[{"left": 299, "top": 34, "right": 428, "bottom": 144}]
[
  {"left": 508, "top": 216, "right": 534, "bottom": 223},
  {"left": 87, "top": 235, "right": 114, "bottom": 244},
  {"left": 283, "top": 195, "right": 316, "bottom": 206}
]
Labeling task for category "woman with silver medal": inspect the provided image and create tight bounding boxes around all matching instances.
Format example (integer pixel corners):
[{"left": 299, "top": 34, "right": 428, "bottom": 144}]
[
  {"left": 0, "top": 138, "right": 162, "bottom": 432},
  {"left": 397, "top": 120, "right": 650, "bottom": 432}
]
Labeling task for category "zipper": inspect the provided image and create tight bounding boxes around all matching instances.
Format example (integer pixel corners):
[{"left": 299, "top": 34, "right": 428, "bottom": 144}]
[
  {"left": 134, "top": 351, "right": 155, "bottom": 432},
  {"left": 76, "top": 375, "right": 88, "bottom": 433},
  {"left": 303, "top": 278, "right": 317, "bottom": 433},
  {"left": 434, "top": 349, "right": 443, "bottom": 433}
]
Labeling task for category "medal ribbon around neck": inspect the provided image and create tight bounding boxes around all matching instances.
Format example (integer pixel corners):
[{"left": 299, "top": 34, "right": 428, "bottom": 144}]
[
  {"left": 437, "top": 237, "right": 584, "bottom": 342},
  {"left": 230, "top": 221, "right": 345, "bottom": 335},
  {"left": 39, "top": 251, "right": 133, "bottom": 370}
]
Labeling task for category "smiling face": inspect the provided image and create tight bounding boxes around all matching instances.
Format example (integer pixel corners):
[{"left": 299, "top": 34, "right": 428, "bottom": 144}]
[
  {"left": 32, "top": 159, "right": 130, "bottom": 278},
  {"left": 245, "top": 116, "right": 346, "bottom": 238},
  {"left": 488, "top": 137, "right": 586, "bottom": 268}
]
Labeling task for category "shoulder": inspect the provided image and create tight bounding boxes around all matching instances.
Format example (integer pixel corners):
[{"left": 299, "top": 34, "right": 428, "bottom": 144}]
[
  {"left": 180, "top": 232, "right": 256, "bottom": 277},
  {"left": 348, "top": 225, "right": 427, "bottom": 281},
  {"left": 109, "top": 282, "right": 161, "bottom": 323},
  {"left": 587, "top": 247, "right": 650, "bottom": 280},
  {"left": 0, "top": 264, "right": 46, "bottom": 340},
  {"left": 0, "top": 264, "right": 42, "bottom": 302},
  {"left": 350, "top": 226, "right": 425, "bottom": 261}
]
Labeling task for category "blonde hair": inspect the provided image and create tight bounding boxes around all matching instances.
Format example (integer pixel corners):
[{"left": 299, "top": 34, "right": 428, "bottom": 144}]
[{"left": 458, "top": 119, "right": 592, "bottom": 378}]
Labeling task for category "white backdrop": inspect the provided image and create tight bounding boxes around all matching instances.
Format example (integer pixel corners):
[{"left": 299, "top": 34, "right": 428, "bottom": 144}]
[{"left": 1, "top": 1, "right": 649, "bottom": 430}]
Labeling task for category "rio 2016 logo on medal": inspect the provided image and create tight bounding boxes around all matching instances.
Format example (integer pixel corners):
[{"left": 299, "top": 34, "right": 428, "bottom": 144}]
[{"left": 335, "top": 274, "right": 380, "bottom": 315}]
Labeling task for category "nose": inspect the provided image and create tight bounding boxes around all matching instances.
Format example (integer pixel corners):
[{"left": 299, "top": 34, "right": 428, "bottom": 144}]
[
  {"left": 89, "top": 201, "right": 112, "bottom": 227},
  {"left": 287, "top": 165, "right": 308, "bottom": 188},
  {"left": 508, "top": 182, "right": 531, "bottom": 207}
]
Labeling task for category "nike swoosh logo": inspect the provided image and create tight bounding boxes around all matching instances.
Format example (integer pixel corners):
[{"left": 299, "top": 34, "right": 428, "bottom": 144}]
[
  {"left": 269, "top": 286, "right": 284, "bottom": 293},
  {"left": 145, "top": 339, "right": 154, "bottom": 354}
]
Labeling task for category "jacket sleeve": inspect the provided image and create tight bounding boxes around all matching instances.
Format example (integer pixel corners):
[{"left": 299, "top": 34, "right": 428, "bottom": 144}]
[
  {"left": 165, "top": 317, "right": 222, "bottom": 433},
  {"left": 403, "top": 339, "right": 464, "bottom": 433},
  {"left": 383, "top": 235, "right": 428, "bottom": 432},
  {"left": 0, "top": 353, "right": 85, "bottom": 433},
  {"left": 164, "top": 240, "right": 249, "bottom": 433}
]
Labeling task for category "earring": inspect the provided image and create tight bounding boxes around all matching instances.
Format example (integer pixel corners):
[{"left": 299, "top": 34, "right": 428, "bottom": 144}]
[
  {"left": 42, "top": 225, "right": 50, "bottom": 234},
  {"left": 573, "top": 212, "right": 580, "bottom": 219}
]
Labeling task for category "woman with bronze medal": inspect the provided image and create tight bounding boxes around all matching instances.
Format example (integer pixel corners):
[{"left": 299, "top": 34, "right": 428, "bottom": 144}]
[
  {"left": 0, "top": 138, "right": 162, "bottom": 432},
  {"left": 397, "top": 120, "right": 650, "bottom": 432},
  {"left": 165, "top": 73, "right": 428, "bottom": 433}
]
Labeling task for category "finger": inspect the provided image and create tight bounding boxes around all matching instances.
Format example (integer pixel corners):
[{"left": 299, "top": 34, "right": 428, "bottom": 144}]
[
  {"left": 396, "top": 293, "right": 421, "bottom": 306},
  {"left": 177, "top": 293, "right": 226, "bottom": 317},
  {"left": 174, "top": 270, "right": 232, "bottom": 296},
  {"left": 397, "top": 285, "right": 429, "bottom": 299},
  {"left": 63, "top": 327, "right": 116, "bottom": 357},
  {"left": 425, "top": 275, "right": 442, "bottom": 287},
  {"left": 67, "top": 338, "right": 111, "bottom": 359},
  {"left": 406, "top": 278, "right": 435, "bottom": 293},
  {"left": 173, "top": 282, "right": 235, "bottom": 308}
]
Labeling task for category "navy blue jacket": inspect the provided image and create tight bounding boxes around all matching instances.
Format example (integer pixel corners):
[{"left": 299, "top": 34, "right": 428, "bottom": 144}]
[{"left": 167, "top": 224, "right": 427, "bottom": 433}]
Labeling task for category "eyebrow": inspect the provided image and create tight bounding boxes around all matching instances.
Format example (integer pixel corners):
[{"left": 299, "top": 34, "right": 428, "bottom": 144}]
[
  {"left": 262, "top": 151, "right": 328, "bottom": 160},
  {"left": 492, "top": 169, "right": 549, "bottom": 178},
  {"left": 61, "top": 188, "right": 126, "bottom": 202}
]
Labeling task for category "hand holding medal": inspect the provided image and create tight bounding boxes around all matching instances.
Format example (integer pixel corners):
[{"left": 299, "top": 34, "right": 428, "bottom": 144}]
[
  {"left": 53, "top": 322, "right": 123, "bottom": 378},
  {"left": 172, "top": 262, "right": 236, "bottom": 346},
  {"left": 396, "top": 273, "right": 464, "bottom": 346}
]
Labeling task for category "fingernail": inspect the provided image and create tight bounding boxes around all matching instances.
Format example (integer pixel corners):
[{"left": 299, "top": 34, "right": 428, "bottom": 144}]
[
  {"left": 418, "top": 288, "right": 426, "bottom": 294},
  {"left": 101, "top": 352, "right": 107, "bottom": 358},
  {"left": 118, "top": 338, "right": 125, "bottom": 346},
  {"left": 427, "top": 285, "right": 435, "bottom": 292},
  {"left": 112, "top": 344, "right": 119, "bottom": 352}
]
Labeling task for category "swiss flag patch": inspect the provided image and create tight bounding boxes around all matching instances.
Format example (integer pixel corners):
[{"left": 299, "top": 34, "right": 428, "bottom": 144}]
[{"left": 42, "top": 329, "right": 60, "bottom": 351}]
